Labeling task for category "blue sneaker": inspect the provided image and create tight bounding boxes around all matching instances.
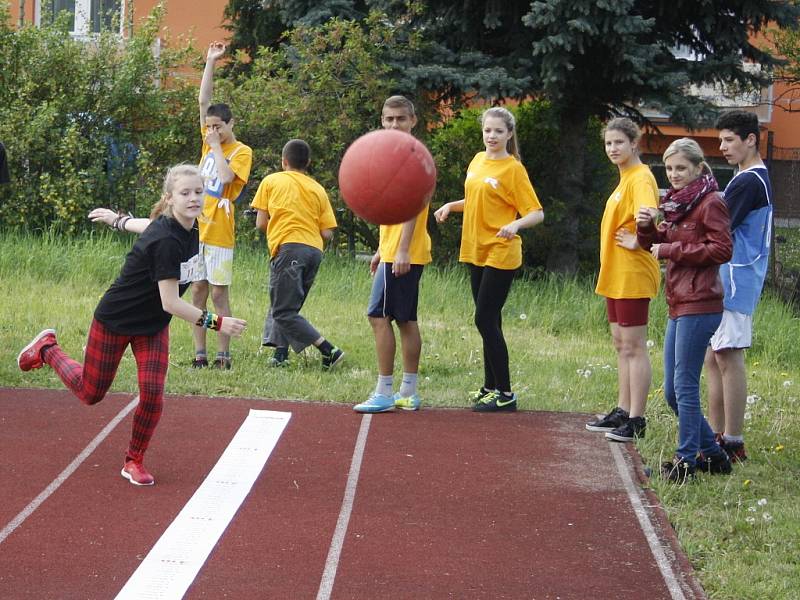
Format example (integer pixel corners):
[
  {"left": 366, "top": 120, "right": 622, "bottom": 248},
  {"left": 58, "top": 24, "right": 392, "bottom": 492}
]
[
  {"left": 393, "top": 393, "right": 421, "bottom": 411},
  {"left": 354, "top": 393, "right": 395, "bottom": 413}
]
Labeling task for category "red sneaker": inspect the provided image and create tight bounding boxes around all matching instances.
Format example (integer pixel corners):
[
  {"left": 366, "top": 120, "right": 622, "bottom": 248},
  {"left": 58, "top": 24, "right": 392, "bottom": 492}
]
[
  {"left": 17, "top": 329, "right": 57, "bottom": 372},
  {"left": 121, "top": 460, "right": 155, "bottom": 486}
]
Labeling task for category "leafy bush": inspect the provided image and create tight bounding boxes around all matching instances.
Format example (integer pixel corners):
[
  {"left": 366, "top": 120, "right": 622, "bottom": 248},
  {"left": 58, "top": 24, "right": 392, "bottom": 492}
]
[
  {"left": 219, "top": 14, "right": 396, "bottom": 251},
  {"left": 0, "top": 2, "right": 197, "bottom": 233}
]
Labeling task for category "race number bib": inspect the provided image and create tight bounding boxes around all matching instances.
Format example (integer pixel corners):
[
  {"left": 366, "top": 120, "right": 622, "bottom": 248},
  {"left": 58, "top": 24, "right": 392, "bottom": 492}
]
[{"left": 180, "top": 253, "right": 204, "bottom": 284}]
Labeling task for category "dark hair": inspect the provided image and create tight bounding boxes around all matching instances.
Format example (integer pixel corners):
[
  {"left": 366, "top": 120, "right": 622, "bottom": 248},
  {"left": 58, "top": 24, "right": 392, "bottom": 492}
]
[
  {"left": 206, "top": 103, "right": 233, "bottom": 123},
  {"left": 383, "top": 95, "right": 416, "bottom": 117},
  {"left": 716, "top": 110, "right": 760, "bottom": 149},
  {"left": 282, "top": 139, "right": 311, "bottom": 170},
  {"left": 603, "top": 117, "right": 641, "bottom": 144}
]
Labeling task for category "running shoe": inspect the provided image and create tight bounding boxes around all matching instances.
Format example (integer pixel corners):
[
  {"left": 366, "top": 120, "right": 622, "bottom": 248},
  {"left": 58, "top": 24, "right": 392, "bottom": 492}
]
[
  {"left": 353, "top": 393, "right": 395, "bottom": 413},
  {"left": 18, "top": 329, "right": 57, "bottom": 371},
  {"left": 121, "top": 460, "right": 155, "bottom": 486},
  {"left": 585, "top": 406, "right": 629, "bottom": 432},
  {"left": 473, "top": 391, "right": 517, "bottom": 412},
  {"left": 394, "top": 393, "right": 421, "bottom": 411},
  {"left": 605, "top": 416, "right": 646, "bottom": 442},
  {"left": 322, "top": 347, "right": 345, "bottom": 371}
]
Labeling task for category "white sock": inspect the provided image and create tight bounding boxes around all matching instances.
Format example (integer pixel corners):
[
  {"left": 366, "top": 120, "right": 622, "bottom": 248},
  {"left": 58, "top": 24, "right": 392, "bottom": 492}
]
[
  {"left": 399, "top": 372, "right": 418, "bottom": 397},
  {"left": 723, "top": 434, "right": 744, "bottom": 443},
  {"left": 375, "top": 375, "right": 394, "bottom": 397}
]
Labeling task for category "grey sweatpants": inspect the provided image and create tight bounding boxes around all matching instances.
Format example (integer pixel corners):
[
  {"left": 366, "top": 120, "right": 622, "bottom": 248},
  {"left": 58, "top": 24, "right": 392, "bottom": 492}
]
[{"left": 262, "top": 243, "right": 323, "bottom": 353}]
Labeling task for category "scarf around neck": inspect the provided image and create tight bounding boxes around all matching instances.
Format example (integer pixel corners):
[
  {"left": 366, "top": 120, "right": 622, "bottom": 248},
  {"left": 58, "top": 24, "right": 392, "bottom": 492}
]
[{"left": 661, "top": 172, "right": 718, "bottom": 224}]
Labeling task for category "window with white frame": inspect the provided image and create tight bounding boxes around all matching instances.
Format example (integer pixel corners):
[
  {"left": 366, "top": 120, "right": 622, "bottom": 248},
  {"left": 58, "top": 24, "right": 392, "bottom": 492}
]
[{"left": 36, "top": 0, "right": 124, "bottom": 36}]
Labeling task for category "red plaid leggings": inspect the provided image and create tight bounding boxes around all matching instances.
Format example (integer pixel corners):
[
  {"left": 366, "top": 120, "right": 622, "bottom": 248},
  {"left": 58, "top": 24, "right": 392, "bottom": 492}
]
[{"left": 42, "top": 318, "right": 169, "bottom": 463}]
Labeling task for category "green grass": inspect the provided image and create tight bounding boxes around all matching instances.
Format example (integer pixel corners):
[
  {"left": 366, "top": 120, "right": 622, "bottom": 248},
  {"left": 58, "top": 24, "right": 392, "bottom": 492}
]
[{"left": 1, "top": 231, "right": 799, "bottom": 599}]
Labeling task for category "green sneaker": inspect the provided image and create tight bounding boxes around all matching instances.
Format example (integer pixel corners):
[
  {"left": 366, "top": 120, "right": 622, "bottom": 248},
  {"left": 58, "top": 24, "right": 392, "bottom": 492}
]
[
  {"left": 393, "top": 393, "right": 421, "bottom": 411},
  {"left": 468, "top": 388, "right": 491, "bottom": 404}
]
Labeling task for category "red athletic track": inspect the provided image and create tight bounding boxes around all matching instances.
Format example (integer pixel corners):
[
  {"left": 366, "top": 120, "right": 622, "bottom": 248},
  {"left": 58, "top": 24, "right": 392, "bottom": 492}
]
[{"left": 0, "top": 388, "right": 706, "bottom": 600}]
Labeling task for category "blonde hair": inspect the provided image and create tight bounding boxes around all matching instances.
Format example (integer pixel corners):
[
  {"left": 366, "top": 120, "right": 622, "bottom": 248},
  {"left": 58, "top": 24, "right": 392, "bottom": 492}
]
[
  {"left": 662, "top": 137, "right": 713, "bottom": 176},
  {"left": 150, "top": 164, "right": 203, "bottom": 219},
  {"left": 481, "top": 107, "right": 520, "bottom": 160},
  {"left": 603, "top": 117, "right": 641, "bottom": 144}
]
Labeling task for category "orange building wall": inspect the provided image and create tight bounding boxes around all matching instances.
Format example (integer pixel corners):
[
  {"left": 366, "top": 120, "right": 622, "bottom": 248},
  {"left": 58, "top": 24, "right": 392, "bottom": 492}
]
[{"left": 8, "top": 0, "right": 229, "bottom": 54}]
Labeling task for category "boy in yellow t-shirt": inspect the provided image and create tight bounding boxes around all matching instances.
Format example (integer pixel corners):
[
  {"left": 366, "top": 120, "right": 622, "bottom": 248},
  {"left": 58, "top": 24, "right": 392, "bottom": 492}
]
[
  {"left": 192, "top": 41, "right": 253, "bottom": 370},
  {"left": 250, "top": 139, "right": 343, "bottom": 370},
  {"left": 353, "top": 96, "right": 433, "bottom": 413}
]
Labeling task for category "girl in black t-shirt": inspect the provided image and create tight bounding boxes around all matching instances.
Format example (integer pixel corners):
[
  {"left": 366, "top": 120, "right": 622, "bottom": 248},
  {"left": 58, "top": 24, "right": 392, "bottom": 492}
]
[{"left": 17, "top": 165, "right": 247, "bottom": 486}]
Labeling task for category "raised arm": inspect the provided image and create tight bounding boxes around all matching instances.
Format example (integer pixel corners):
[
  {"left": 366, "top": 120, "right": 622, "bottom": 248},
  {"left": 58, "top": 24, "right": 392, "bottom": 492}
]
[{"left": 199, "top": 41, "right": 226, "bottom": 128}]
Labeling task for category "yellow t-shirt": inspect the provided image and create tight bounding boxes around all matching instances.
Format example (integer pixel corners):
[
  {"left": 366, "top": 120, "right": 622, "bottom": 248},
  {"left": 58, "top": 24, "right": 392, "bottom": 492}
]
[
  {"left": 378, "top": 205, "right": 432, "bottom": 265},
  {"left": 458, "top": 153, "right": 543, "bottom": 270},
  {"left": 595, "top": 163, "right": 661, "bottom": 299},
  {"left": 250, "top": 170, "right": 337, "bottom": 258},
  {"left": 198, "top": 127, "right": 253, "bottom": 249}
]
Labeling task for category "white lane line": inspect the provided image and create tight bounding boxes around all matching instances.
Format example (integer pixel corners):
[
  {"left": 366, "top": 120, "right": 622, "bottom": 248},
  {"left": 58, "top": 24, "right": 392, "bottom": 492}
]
[
  {"left": 0, "top": 395, "right": 140, "bottom": 546},
  {"left": 316, "top": 413, "right": 372, "bottom": 600},
  {"left": 115, "top": 409, "right": 291, "bottom": 600},
  {"left": 609, "top": 442, "right": 688, "bottom": 600}
]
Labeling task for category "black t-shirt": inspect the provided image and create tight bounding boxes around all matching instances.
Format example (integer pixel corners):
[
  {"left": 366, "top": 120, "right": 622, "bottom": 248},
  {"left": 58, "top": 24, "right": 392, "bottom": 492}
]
[
  {"left": 95, "top": 215, "right": 201, "bottom": 335},
  {"left": 0, "top": 142, "right": 10, "bottom": 184}
]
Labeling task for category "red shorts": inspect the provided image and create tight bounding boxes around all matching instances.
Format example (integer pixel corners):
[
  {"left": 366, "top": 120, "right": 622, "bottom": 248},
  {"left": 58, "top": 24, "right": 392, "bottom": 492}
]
[{"left": 605, "top": 298, "right": 650, "bottom": 327}]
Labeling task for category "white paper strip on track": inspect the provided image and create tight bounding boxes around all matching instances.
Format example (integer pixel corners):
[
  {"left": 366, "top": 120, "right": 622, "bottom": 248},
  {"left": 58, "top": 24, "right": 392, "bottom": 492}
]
[{"left": 115, "top": 409, "right": 291, "bottom": 600}]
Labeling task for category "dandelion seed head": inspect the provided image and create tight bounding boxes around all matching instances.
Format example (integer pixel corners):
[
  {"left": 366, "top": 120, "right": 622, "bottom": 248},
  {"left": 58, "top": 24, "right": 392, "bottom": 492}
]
[
  {"left": 646, "top": 339, "right": 655, "bottom": 348},
  {"left": 783, "top": 380, "right": 793, "bottom": 388},
  {"left": 744, "top": 412, "right": 752, "bottom": 420},
  {"left": 746, "top": 516, "right": 756, "bottom": 524},
  {"left": 758, "top": 498, "right": 767, "bottom": 506},
  {"left": 762, "top": 513, "right": 773, "bottom": 522},
  {"left": 519, "top": 313, "right": 527, "bottom": 320}
]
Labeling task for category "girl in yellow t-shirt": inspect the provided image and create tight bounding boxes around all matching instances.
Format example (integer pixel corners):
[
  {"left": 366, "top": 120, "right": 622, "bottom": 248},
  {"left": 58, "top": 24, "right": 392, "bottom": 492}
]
[
  {"left": 586, "top": 118, "right": 660, "bottom": 442},
  {"left": 435, "top": 107, "right": 544, "bottom": 412}
]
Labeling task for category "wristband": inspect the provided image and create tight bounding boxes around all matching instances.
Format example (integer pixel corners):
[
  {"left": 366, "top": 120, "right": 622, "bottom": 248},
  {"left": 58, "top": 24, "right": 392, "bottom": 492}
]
[{"left": 118, "top": 216, "right": 132, "bottom": 232}]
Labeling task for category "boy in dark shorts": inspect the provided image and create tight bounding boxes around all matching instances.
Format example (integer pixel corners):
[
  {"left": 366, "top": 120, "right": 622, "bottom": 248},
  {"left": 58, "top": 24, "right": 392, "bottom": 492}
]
[{"left": 354, "top": 96, "right": 432, "bottom": 413}]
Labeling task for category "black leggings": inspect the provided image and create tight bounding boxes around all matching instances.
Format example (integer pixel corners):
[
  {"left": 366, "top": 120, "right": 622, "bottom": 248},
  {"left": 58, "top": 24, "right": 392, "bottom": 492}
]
[{"left": 469, "top": 264, "right": 516, "bottom": 393}]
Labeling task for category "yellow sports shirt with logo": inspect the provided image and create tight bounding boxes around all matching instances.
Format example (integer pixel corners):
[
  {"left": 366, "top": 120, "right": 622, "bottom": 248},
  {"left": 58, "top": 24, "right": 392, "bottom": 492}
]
[{"left": 459, "top": 152, "right": 542, "bottom": 270}]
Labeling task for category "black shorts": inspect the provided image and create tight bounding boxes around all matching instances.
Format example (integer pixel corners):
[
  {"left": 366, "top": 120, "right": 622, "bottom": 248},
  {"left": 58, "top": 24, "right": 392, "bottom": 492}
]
[{"left": 367, "top": 263, "right": 424, "bottom": 322}]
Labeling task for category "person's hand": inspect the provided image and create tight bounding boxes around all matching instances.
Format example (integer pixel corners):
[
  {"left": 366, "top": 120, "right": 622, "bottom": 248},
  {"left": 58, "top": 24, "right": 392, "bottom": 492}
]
[
  {"left": 393, "top": 250, "right": 410, "bottom": 276},
  {"left": 434, "top": 203, "right": 451, "bottom": 223},
  {"left": 369, "top": 252, "right": 380, "bottom": 275},
  {"left": 636, "top": 206, "right": 659, "bottom": 228},
  {"left": 207, "top": 41, "right": 226, "bottom": 62},
  {"left": 650, "top": 243, "right": 661, "bottom": 259},
  {"left": 88, "top": 208, "right": 118, "bottom": 228},
  {"left": 496, "top": 221, "right": 520, "bottom": 239},
  {"left": 205, "top": 128, "right": 222, "bottom": 147},
  {"left": 220, "top": 316, "right": 247, "bottom": 337},
  {"left": 614, "top": 227, "right": 639, "bottom": 250}
]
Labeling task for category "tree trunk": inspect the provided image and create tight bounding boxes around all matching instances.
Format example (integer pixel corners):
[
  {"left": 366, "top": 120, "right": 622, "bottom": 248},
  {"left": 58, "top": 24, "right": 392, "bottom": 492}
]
[
  {"left": 546, "top": 110, "right": 588, "bottom": 274},
  {"left": 18, "top": 0, "right": 25, "bottom": 27}
]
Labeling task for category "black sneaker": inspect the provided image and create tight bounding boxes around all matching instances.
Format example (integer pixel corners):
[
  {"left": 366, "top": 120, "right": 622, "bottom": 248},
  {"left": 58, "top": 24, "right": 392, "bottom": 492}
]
[
  {"left": 269, "top": 348, "right": 289, "bottom": 367},
  {"left": 191, "top": 357, "right": 209, "bottom": 369},
  {"left": 212, "top": 357, "right": 232, "bottom": 370},
  {"left": 719, "top": 439, "right": 748, "bottom": 463},
  {"left": 585, "top": 407, "right": 629, "bottom": 432},
  {"left": 697, "top": 449, "right": 732, "bottom": 474},
  {"left": 322, "top": 347, "right": 344, "bottom": 371},
  {"left": 605, "top": 416, "right": 646, "bottom": 442},
  {"left": 473, "top": 391, "right": 517, "bottom": 412},
  {"left": 660, "top": 457, "right": 696, "bottom": 484}
]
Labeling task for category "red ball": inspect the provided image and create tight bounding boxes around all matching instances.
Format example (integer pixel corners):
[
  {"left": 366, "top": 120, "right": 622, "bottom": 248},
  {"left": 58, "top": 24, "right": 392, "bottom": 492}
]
[{"left": 338, "top": 129, "right": 436, "bottom": 225}]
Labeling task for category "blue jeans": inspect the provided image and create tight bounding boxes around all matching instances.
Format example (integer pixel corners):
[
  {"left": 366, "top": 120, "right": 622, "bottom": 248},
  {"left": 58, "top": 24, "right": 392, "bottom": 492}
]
[{"left": 663, "top": 313, "right": 723, "bottom": 466}]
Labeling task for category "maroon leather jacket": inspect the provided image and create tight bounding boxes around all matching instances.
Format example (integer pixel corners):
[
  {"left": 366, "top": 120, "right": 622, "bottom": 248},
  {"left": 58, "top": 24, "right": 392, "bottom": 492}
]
[{"left": 637, "top": 191, "right": 732, "bottom": 319}]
